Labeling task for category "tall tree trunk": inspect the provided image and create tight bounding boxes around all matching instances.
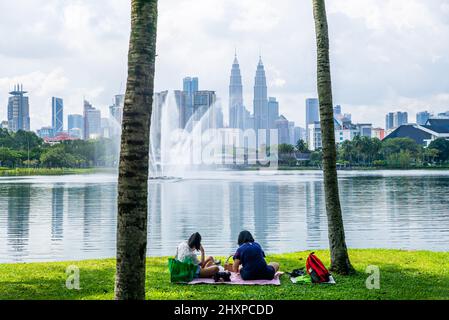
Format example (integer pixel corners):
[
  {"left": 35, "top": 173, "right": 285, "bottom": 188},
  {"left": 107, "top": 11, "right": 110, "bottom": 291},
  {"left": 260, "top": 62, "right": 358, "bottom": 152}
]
[
  {"left": 312, "top": 0, "right": 354, "bottom": 275},
  {"left": 115, "top": 0, "right": 158, "bottom": 300}
]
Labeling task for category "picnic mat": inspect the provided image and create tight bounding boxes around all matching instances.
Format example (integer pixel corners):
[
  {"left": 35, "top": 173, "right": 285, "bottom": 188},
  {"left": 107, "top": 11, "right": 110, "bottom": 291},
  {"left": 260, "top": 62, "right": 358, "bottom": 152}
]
[{"left": 187, "top": 272, "right": 284, "bottom": 286}]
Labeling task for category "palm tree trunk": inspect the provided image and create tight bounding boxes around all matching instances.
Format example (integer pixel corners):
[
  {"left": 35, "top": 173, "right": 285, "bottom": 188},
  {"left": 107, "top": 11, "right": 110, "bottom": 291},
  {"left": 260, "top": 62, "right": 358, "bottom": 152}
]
[
  {"left": 115, "top": 0, "right": 158, "bottom": 300},
  {"left": 312, "top": 0, "right": 354, "bottom": 275}
]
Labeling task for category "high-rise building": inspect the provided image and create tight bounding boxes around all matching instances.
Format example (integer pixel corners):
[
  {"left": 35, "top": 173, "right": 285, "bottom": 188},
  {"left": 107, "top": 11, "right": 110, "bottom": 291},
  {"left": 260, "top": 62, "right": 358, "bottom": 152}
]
[
  {"left": 83, "top": 100, "right": 101, "bottom": 140},
  {"left": 193, "top": 91, "right": 217, "bottom": 128},
  {"left": 183, "top": 77, "right": 199, "bottom": 110},
  {"left": 243, "top": 109, "right": 254, "bottom": 130},
  {"left": 109, "top": 94, "right": 124, "bottom": 125},
  {"left": 275, "top": 115, "right": 290, "bottom": 145},
  {"left": 393, "top": 111, "right": 408, "bottom": 128},
  {"left": 268, "top": 97, "right": 279, "bottom": 129},
  {"left": 311, "top": 117, "right": 372, "bottom": 148},
  {"left": 416, "top": 111, "right": 431, "bottom": 125},
  {"left": 306, "top": 98, "right": 319, "bottom": 145},
  {"left": 308, "top": 121, "right": 322, "bottom": 151},
  {"left": 183, "top": 77, "right": 199, "bottom": 94},
  {"left": 68, "top": 114, "right": 83, "bottom": 132},
  {"left": 253, "top": 57, "right": 268, "bottom": 131},
  {"left": 214, "top": 106, "right": 224, "bottom": 129},
  {"left": 7, "top": 84, "right": 30, "bottom": 132},
  {"left": 101, "top": 118, "right": 111, "bottom": 138},
  {"left": 229, "top": 54, "right": 246, "bottom": 130},
  {"left": 177, "top": 77, "right": 199, "bottom": 128},
  {"left": 306, "top": 98, "right": 320, "bottom": 126},
  {"left": 174, "top": 90, "right": 190, "bottom": 129},
  {"left": 294, "top": 127, "right": 306, "bottom": 144},
  {"left": 334, "top": 105, "right": 342, "bottom": 118},
  {"left": 385, "top": 112, "right": 395, "bottom": 130},
  {"left": 52, "top": 97, "right": 64, "bottom": 134},
  {"left": 288, "top": 121, "right": 296, "bottom": 145}
]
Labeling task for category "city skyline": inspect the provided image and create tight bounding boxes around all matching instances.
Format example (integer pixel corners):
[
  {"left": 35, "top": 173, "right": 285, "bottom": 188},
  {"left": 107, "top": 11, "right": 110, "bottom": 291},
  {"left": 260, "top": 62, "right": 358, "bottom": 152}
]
[
  {"left": 9, "top": 55, "right": 309, "bottom": 147},
  {"left": 1, "top": 0, "right": 449, "bottom": 131},
  {"left": 3, "top": 64, "right": 445, "bottom": 142}
]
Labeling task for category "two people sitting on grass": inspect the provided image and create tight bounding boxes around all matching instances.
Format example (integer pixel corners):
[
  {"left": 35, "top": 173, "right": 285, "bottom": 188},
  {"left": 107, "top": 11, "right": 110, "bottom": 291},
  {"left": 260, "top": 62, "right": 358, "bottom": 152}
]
[
  {"left": 175, "top": 230, "right": 280, "bottom": 280},
  {"left": 226, "top": 230, "right": 280, "bottom": 280},
  {"left": 175, "top": 232, "right": 219, "bottom": 278}
]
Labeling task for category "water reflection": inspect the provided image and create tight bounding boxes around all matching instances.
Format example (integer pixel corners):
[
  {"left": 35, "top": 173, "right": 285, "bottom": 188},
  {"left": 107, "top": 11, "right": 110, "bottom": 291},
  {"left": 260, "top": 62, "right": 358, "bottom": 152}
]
[
  {"left": 253, "top": 183, "right": 279, "bottom": 250},
  {"left": 0, "top": 171, "right": 448, "bottom": 263},
  {"left": 7, "top": 185, "right": 31, "bottom": 258},
  {"left": 51, "top": 185, "right": 64, "bottom": 241},
  {"left": 305, "top": 181, "right": 324, "bottom": 248}
]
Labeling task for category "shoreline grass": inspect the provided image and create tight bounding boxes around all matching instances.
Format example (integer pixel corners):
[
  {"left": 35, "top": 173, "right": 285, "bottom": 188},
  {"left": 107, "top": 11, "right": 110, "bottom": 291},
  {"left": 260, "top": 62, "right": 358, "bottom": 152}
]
[
  {"left": 0, "top": 249, "right": 448, "bottom": 300},
  {"left": 0, "top": 167, "right": 115, "bottom": 176},
  {"left": 1, "top": 166, "right": 449, "bottom": 176}
]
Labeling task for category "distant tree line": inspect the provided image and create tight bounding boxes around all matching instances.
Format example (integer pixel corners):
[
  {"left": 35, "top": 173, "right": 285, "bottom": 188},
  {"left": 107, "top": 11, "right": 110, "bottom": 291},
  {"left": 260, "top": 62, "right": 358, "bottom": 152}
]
[
  {"left": 278, "top": 136, "right": 449, "bottom": 169},
  {"left": 0, "top": 129, "right": 119, "bottom": 168}
]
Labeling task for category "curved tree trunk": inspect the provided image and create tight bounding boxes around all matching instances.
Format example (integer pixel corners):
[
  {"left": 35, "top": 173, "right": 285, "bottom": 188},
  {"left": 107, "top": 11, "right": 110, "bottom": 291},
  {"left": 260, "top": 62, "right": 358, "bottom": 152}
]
[
  {"left": 115, "top": 0, "right": 158, "bottom": 300},
  {"left": 312, "top": 0, "right": 354, "bottom": 275}
]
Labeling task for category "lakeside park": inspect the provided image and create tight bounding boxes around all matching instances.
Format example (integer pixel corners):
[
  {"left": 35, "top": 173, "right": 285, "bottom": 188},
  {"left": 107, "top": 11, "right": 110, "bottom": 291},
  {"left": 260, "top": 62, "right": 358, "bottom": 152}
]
[
  {"left": 1, "top": 169, "right": 448, "bottom": 299},
  {"left": 1, "top": 0, "right": 449, "bottom": 308}
]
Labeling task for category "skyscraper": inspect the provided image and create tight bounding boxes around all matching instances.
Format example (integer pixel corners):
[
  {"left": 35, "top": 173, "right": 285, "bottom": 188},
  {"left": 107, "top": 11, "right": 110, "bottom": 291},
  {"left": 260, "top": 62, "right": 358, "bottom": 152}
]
[
  {"left": 306, "top": 98, "right": 320, "bottom": 126},
  {"left": 334, "top": 105, "right": 342, "bottom": 118},
  {"left": 183, "top": 77, "right": 199, "bottom": 109},
  {"left": 275, "top": 115, "right": 290, "bottom": 145},
  {"left": 306, "top": 98, "right": 319, "bottom": 144},
  {"left": 385, "top": 112, "right": 394, "bottom": 130},
  {"left": 193, "top": 90, "right": 216, "bottom": 128},
  {"left": 385, "top": 111, "right": 408, "bottom": 130},
  {"left": 288, "top": 121, "right": 296, "bottom": 145},
  {"left": 68, "top": 114, "right": 83, "bottom": 131},
  {"left": 109, "top": 94, "right": 124, "bottom": 125},
  {"left": 416, "top": 111, "right": 431, "bottom": 125},
  {"left": 229, "top": 54, "right": 245, "bottom": 129},
  {"left": 393, "top": 111, "right": 408, "bottom": 128},
  {"left": 268, "top": 97, "right": 279, "bottom": 129},
  {"left": 68, "top": 114, "right": 83, "bottom": 139},
  {"left": 294, "top": 127, "right": 306, "bottom": 144},
  {"left": 83, "top": 100, "right": 101, "bottom": 140},
  {"left": 7, "top": 84, "right": 30, "bottom": 132},
  {"left": 253, "top": 57, "right": 268, "bottom": 131},
  {"left": 52, "top": 97, "right": 64, "bottom": 134},
  {"left": 174, "top": 90, "right": 188, "bottom": 128}
]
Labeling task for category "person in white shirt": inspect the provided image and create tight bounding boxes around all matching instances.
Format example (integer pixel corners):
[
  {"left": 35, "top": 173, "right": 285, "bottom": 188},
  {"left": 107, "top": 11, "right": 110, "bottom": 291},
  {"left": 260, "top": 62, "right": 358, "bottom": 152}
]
[{"left": 175, "top": 232, "right": 219, "bottom": 278}]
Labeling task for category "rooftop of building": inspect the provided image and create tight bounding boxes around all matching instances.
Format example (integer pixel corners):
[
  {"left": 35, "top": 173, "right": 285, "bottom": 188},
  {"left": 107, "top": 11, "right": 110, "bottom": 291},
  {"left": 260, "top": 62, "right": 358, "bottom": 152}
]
[{"left": 422, "top": 118, "right": 449, "bottom": 133}]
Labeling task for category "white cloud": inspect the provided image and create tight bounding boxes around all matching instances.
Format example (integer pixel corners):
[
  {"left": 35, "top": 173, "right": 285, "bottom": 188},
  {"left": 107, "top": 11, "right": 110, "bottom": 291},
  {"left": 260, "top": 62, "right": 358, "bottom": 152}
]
[
  {"left": 229, "top": 0, "right": 281, "bottom": 32},
  {"left": 1, "top": 0, "right": 449, "bottom": 130}
]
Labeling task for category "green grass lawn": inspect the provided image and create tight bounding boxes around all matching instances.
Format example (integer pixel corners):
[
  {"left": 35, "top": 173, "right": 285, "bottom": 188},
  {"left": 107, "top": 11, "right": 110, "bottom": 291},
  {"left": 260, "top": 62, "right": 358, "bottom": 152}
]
[{"left": 0, "top": 249, "right": 448, "bottom": 300}]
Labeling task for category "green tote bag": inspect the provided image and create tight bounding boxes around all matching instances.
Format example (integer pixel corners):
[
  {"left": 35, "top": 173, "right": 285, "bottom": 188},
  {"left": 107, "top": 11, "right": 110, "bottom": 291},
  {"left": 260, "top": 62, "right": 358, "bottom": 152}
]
[{"left": 168, "top": 257, "right": 198, "bottom": 283}]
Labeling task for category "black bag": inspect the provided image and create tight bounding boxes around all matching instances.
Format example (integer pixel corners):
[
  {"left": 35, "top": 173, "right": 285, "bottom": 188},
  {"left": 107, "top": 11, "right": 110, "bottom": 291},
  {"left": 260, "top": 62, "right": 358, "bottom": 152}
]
[{"left": 286, "top": 268, "right": 305, "bottom": 278}]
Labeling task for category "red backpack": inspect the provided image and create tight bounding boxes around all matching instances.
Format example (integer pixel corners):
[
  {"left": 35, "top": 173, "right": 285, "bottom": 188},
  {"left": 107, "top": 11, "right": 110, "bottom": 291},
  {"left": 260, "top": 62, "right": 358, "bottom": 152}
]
[{"left": 306, "top": 252, "right": 330, "bottom": 283}]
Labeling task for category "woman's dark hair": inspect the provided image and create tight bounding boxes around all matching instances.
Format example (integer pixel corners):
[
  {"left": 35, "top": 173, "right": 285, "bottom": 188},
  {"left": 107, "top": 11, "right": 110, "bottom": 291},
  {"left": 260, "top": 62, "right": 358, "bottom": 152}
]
[
  {"left": 188, "top": 232, "right": 202, "bottom": 250},
  {"left": 238, "top": 230, "right": 255, "bottom": 246}
]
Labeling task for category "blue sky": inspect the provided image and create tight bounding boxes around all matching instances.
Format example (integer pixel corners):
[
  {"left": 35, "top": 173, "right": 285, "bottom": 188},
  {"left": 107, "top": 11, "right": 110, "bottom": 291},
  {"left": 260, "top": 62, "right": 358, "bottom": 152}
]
[{"left": 1, "top": 0, "right": 449, "bottom": 130}]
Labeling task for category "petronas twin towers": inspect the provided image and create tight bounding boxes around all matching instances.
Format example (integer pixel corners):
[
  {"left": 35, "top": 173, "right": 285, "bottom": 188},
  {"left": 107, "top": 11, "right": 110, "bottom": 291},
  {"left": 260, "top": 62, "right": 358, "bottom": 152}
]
[{"left": 228, "top": 54, "right": 269, "bottom": 131}]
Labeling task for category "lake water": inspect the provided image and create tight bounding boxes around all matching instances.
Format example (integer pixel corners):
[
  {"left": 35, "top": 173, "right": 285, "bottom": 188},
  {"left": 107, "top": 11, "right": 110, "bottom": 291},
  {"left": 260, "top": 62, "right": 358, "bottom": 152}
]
[{"left": 0, "top": 170, "right": 448, "bottom": 263}]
